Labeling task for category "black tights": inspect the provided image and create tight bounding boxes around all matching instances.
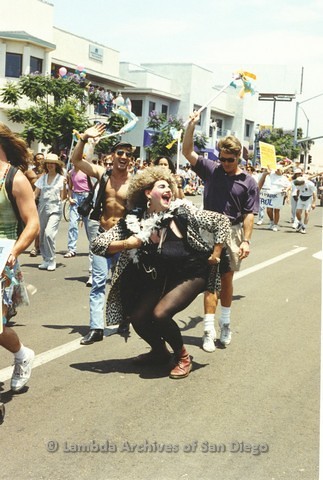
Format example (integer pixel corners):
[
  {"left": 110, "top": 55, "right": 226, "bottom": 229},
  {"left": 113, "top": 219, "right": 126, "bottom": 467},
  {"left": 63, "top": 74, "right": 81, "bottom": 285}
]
[{"left": 129, "top": 275, "right": 206, "bottom": 354}]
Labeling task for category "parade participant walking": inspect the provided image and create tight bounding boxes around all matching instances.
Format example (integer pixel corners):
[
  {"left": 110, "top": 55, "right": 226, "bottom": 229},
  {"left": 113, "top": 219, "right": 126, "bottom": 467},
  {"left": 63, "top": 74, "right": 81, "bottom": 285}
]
[
  {"left": 28, "top": 152, "right": 44, "bottom": 257},
  {"left": 290, "top": 168, "right": 303, "bottom": 227},
  {"left": 71, "top": 124, "right": 134, "bottom": 345},
  {"left": 34, "top": 153, "right": 66, "bottom": 271},
  {"left": 0, "top": 123, "right": 39, "bottom": 392},
  {"left": 92, "top": 166, "right": 230, "bottom": 378},
  {"left": 294, "top": 176, "right": 317, "bottom": 234},
  {"left": 258, "top": 165, "right": 291, "bottom": 231},
  {"left": 182, "top": 112, "right": 259, "bottom": 352}
]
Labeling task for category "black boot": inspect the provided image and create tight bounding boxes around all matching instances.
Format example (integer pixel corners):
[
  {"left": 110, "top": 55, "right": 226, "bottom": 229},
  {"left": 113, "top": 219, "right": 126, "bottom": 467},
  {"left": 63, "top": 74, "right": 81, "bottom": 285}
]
[{"left": 80, "top": 329, "right": 104, "bottom": 345}]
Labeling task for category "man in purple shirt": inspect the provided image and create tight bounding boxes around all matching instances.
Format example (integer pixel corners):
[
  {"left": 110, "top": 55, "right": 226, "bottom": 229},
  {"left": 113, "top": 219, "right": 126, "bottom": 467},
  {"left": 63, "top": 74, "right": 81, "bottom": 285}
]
[{"left": 183, "top": 112, "right": 259, "bottom": 352}]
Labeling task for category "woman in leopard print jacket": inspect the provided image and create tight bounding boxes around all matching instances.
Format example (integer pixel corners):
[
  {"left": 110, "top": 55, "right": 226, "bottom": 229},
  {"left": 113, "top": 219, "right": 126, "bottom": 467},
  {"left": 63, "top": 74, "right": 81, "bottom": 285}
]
[{"left": 92, "top": 166, "right": 230, "bottom": 379}]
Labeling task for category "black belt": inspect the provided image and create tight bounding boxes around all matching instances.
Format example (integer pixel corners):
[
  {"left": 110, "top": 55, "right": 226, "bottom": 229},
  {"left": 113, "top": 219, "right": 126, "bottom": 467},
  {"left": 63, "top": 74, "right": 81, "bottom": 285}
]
[{"left": 231, "top": 219, "right": 242, "bottom": 226}]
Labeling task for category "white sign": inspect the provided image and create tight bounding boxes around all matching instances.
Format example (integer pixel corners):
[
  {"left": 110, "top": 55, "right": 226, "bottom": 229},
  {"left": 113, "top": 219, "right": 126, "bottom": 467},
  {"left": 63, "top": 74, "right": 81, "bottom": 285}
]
[
  {"left": 260, "top": 191, "right": 285, "bottom": 209},
  {"left": 89, "top": 45, "right": 103, "bottom": 62}
]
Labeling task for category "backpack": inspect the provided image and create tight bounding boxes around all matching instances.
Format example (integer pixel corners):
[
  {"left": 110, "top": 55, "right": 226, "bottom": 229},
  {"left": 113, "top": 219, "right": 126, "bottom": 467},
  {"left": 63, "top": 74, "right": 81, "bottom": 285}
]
[
  {"left": 5, "top": 166, "right": 24, "bottom": 237},
  {"left": 89, "top": 169, "right": 112, "bottom": 221}
]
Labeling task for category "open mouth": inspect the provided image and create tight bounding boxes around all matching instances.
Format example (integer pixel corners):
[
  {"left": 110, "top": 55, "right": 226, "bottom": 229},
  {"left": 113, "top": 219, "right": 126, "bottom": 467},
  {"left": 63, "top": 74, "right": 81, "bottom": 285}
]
[{"left": 161, "top": 193, "right": 171, "bottom": 203}]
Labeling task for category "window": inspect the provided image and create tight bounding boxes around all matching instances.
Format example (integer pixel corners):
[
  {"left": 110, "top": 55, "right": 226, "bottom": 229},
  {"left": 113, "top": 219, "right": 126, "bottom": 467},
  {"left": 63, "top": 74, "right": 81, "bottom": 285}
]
[
  {"left": 5, "top": 53, "right": 22, "bottom": 78},
  {"left": 131, "top": 100, "right": 143, "bottom": 117},
  {"left": 161, "top": 104, "right": 168, "bottom": 115},
  {"left": 30, "top": 56, "right": 43, "bottom": 74},
  {"left": 149, "top": 101, "right": 156, "bottom": 114},
  {"left": 245, "top": 123, "right": 251, "bottom": 138}
]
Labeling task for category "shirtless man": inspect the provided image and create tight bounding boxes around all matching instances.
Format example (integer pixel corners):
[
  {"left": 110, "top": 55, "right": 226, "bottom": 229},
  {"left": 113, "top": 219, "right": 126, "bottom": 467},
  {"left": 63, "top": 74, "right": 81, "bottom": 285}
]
[{"left": 71, "top": 124, "right": 134, "bottom": 344}]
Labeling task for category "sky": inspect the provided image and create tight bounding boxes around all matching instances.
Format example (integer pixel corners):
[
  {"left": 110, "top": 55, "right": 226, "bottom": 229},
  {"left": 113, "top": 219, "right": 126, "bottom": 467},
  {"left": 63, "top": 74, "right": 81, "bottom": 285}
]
[{"left": 52, "top": 0, "right": 323, "bottom": 158}]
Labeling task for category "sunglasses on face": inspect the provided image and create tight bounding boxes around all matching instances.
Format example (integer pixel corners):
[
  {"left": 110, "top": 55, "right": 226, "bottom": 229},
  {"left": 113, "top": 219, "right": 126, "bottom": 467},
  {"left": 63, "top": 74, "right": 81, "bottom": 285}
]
[
  {"left": 219, "top": 157, "right": 236, "bottom": 164},
  {"left": 116, "top": 150, "right": 132, "bottom": 158}
]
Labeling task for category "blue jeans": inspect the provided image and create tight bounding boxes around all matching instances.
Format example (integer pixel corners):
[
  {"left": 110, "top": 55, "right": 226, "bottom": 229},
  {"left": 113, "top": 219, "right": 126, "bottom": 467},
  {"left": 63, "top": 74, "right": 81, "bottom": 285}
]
[
  {"left": 67, "top": 192, "right": 91, "bottom": 253},
  {"left": 67, "top": 192, "right": 100, "bottom": 272},
  {"left": 89, "top": 253, "right": 118, "bottom": 329}
]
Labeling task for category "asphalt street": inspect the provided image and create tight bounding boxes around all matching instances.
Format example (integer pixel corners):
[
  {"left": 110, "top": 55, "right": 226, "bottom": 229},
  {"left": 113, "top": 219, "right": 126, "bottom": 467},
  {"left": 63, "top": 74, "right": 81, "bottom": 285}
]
[{"left": 0, "top": 196, "right": 322, "bottom": 480}]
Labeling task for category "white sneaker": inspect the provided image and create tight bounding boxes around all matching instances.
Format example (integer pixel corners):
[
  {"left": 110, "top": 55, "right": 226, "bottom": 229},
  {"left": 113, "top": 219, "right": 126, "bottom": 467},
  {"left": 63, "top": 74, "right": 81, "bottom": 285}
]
[
  {"left": 86, "top": 274, "right": 93, "bottom": 287},
  {"left": 272, "top": 225, "right": 279, "bottom": 232},
  {"left": 38, "top": 261, "right": 49, "bottom": 270},
  {"left": 219, "top": 324, "right": 232, "bottom": 346},
  {"left": 202, "top": 330, "right": 216, "bottom": 352},
  {"left": 300, "top": 227, "right": 307, "bottom": 234},
  {"left": 296, "top": 222, "right": 303, "bottom": 232},
  {"left": 11, "top": 348, "right": 35, "bottom": 392},
  {"left": 292, "top": 220, "right": 298, "bottom": 229},
  {"left": 256, "top": 219, "right": 263, "bottom": 225},
  {"left": 267, "top": 222, "right": 274, "bottom": 230},
  {"left": 47, "top": 261, "right": 56, "bottom": 271}
]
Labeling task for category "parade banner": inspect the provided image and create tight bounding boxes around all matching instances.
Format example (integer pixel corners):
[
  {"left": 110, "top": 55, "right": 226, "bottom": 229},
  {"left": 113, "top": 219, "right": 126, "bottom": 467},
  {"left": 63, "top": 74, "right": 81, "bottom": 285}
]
[
  {"left": 0, "top": 239, "right": 15, "bottom": 334},
  {"left": 259, "top": 142, "right": 277, "bottom": 170},
  {"left": 260, "top": 190, "right": 285, "bottom": 209}
]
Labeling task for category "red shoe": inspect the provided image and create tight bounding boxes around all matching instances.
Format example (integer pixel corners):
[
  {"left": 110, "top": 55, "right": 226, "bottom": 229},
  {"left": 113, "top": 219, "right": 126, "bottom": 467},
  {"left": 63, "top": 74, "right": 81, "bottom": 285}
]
[{"left": 169, "top": 347, "right": 192, "bottom": 379}]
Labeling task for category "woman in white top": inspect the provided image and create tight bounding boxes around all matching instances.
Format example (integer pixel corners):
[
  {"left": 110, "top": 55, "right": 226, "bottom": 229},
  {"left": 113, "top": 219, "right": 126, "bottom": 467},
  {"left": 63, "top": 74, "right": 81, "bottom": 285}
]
[
  {"left": 258, "top": 164, "right": 291, "bottom": 231},
  {"left": 34, "top": 153, "right": 66, "bottom": 271}
]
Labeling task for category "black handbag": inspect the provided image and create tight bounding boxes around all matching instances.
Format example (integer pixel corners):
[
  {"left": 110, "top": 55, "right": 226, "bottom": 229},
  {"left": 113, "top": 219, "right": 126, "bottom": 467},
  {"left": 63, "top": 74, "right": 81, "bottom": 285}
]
[{"left": 77, "top": 176, "right": 96, "bottom": 217}]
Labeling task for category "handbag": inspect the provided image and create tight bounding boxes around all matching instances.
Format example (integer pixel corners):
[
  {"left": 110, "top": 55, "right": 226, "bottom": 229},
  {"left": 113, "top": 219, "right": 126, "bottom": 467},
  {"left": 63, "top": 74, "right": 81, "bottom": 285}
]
[{"left": 77, "top": 176, "right": 96, "bottom": 217}]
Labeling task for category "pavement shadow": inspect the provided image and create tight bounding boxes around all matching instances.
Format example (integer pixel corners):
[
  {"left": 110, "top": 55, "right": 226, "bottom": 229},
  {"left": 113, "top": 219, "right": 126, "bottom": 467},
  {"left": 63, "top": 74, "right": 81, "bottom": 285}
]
[
  {"left": 70, "top": 357, "right": 208, "bottom": 380},
  {"left": 42, "top": 324, "right": 89, "bottom": 336},
  {"left": 0, "top": 380, "right": 30, "bottom": 410},
  {"left": 177, "top": 315, "right": 203, "bottom": 332},
  {"left": 20, "top": 262, "right": 65, "bottom": 270},
  {"left": 64, "top": 275, "right": 89, "bottom": 284}
]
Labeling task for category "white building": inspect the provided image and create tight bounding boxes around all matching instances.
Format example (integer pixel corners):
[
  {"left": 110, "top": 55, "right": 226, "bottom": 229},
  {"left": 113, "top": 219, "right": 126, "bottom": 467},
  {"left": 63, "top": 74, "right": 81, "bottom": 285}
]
[{"left": 0, "top": 0, "right": 257, "bottom": 162}]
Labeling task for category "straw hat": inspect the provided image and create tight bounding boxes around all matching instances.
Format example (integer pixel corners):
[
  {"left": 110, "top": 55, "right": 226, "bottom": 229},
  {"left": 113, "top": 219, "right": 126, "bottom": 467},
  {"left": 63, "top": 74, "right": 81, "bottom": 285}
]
[{"left": 44, "top": 153, "right": 64, "bottom": 166}]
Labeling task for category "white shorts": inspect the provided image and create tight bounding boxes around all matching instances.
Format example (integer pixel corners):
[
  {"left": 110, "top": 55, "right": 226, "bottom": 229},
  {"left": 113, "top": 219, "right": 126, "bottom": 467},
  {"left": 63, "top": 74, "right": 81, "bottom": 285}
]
[{"left": 296, "top": 197, "right": 313, "bottom": 212}]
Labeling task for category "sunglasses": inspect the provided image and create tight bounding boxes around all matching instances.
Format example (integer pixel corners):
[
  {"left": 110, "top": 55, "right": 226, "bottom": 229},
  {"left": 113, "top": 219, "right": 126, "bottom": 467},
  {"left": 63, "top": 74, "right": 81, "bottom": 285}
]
[
  {"left": 219, "top": 157, "right": 236, "bottom": 164},
  {"left": 116, "top": 150, "right": 132, "bottom": 158}
]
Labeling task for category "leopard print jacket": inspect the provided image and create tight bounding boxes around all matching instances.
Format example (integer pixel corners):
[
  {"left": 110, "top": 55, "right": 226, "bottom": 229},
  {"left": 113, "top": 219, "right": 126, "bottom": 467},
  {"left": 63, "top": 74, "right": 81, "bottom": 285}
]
[{"left": 91, "top": 200, "right": 230, "bottom": 325}]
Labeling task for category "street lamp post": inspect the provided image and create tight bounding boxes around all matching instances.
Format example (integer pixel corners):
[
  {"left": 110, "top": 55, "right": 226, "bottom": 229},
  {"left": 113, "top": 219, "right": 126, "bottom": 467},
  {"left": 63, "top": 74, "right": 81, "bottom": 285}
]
[
  {"left": 293, "top": 92, "right": 323, "bottom": 145},
  {"left": 300, "top": 107, "right": 309, "bottom": 170},
  {"left": 253, "top": 124, "right": 260, "bottom": 166}
]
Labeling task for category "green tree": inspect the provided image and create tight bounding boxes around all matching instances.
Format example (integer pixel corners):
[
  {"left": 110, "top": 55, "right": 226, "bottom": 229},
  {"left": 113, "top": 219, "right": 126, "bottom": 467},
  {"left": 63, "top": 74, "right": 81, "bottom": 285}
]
[
  {"left": 145, "top": 111, "right": 208, "bottom": 161},
  {"left": 258, "top": 127, "right": 314, "bottom": 160},
  {"left": 1, "top": 74, "right": 127, "bottom": 155},
  {"left": 1, "top": 74, "right": 91, "bottom": 153}
]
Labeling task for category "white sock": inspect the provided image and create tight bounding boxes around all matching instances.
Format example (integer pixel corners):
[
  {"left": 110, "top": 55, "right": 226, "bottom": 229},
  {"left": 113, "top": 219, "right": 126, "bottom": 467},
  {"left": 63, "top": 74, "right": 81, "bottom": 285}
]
[
  {"left": 14, "top": 345, "right": 29, "bottom": 362},
  {"left": 219, "top": 306, "right": 231, "bottom": 327},
  {"left": 203, "top": 314, "right": 215, "bottom": 333}
]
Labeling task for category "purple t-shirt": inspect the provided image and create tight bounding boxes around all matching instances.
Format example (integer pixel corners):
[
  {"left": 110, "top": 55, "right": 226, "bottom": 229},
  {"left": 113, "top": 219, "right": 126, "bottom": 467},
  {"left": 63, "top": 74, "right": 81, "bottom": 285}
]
[{"left": 193, "top": 156, "right": 259, "bottom": 223}]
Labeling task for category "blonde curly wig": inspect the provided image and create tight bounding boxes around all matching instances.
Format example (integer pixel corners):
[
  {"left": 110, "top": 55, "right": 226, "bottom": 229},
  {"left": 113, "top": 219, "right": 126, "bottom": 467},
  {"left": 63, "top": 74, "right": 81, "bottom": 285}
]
[{"left": 127, "top": 166, "right": 177, "bottom": 210}]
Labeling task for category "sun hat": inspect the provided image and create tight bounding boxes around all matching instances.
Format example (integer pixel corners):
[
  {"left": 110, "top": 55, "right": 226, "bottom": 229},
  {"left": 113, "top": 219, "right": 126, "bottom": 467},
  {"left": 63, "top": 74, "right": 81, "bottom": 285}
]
[{"left": 44, "top": 153, "right": 64, "bottom": 165}]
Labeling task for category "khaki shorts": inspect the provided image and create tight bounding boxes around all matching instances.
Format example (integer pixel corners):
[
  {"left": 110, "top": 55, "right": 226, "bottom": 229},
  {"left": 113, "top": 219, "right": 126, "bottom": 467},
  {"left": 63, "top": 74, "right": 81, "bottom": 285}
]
[{"left": 223, "top": 223, "right": 243, "bottom": 272}]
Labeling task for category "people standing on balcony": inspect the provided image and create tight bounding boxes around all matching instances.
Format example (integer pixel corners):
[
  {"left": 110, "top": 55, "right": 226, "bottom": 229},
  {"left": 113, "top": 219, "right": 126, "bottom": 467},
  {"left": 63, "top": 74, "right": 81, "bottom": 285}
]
[
  {"left": 182, "top": 111, "right": 259, "bottom": 353},
  {"left": 71, "top": 123, "right": 134, "bottom": 345},
  {"left": 34, "top": 153, "right": 67, "bottom": 271}
]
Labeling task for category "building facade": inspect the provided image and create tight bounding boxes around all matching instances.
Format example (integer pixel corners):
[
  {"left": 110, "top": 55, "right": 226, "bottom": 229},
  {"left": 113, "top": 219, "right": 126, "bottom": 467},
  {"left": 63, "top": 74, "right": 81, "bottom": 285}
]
[{"left": 0, "top": 0, "right": 257, "bottom": 162}]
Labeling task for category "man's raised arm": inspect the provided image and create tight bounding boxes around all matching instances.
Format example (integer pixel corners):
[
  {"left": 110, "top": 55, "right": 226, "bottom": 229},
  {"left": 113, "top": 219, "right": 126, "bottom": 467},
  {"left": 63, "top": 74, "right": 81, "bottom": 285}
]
[
  {"left": 182, "top": 113, "right": 200, "bottom": 167},
  {"left": 71, "top": 124, "right": 106, "bottom": 180}
]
